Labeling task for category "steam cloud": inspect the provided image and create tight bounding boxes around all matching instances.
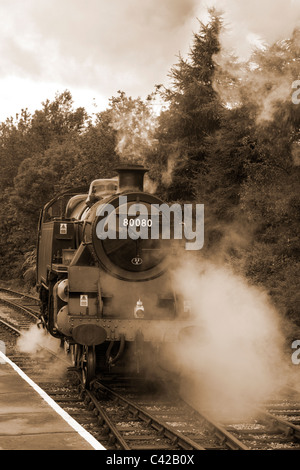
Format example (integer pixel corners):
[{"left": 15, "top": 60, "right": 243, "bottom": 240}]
[
  {"left": 16, "top": 325, "right": 68, "bottom": 379},
  {"left": 168, "top": 258, "right": 291, "bottom": 420},
  {"left": 17, "top": 324, "right": 60, "bottom": 354},
  {"left": 206, "top": 0, "right": 300, "bottom": 122}
]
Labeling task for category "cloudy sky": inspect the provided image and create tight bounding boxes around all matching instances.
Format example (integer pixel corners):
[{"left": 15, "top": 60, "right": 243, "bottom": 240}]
[{"left": 0, "top": 0, "right": 299, "bottom": 122}]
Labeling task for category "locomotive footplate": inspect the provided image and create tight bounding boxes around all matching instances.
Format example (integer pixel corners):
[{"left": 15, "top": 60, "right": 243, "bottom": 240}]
[{"left": 57, "top": 313, "right": 194, "bottom": 345}]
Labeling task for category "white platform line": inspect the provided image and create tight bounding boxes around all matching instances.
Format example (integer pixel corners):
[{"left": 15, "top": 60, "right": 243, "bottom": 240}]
[{"left": 0, "top": 351, "right": 106, "bottom": 450}]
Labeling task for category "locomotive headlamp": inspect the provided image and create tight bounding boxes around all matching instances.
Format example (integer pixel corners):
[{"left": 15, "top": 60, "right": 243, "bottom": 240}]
[{"left": 134, "top": 299, "right": 145, "bottom": 318}]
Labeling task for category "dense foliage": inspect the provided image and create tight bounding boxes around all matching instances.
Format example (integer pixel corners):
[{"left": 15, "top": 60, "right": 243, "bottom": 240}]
[{"left": 0, "top": 13, "right": 299, "bottom": 325}]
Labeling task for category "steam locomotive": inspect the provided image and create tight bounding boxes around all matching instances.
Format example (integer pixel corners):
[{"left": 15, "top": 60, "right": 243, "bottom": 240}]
[{"left": 36, "top": 164, "right": 193, "bottom": 387}]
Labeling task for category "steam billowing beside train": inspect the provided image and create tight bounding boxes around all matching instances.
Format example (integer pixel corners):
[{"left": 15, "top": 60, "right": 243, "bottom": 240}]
[{"left": 36, "top": 164, "right": 194, "bottom": 386}]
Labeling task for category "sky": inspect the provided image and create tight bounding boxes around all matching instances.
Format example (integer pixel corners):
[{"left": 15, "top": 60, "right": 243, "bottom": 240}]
[{"left": 0, "top": 0, "right": 299, "bottom": 122}]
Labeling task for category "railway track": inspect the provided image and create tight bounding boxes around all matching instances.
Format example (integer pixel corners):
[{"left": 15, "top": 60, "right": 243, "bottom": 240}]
[
  {"left": 1, "top": 286, "right": 300, "bottom": 450},
  {"left": 0, "top": 286, "right": 39, "bottom": 331},
  {"left": 0, "top": 286, "right": 39, "bottom": 302},
  {"left": 85, "top": 378, "right": 241, "bottom": 450},
  {"left": 67, "top": 377, "right": 300, "bottom": 450},
  {"left": 220, "top": 411, "right": 300, "bottom": 450},
  {"left": 183, "top": 388, "right": 300, "bottom": 450}
]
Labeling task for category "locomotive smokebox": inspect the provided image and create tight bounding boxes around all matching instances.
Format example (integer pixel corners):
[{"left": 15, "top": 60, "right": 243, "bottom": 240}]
[{"left": 115, "top": 164, "right": 148, "bottom": 192}]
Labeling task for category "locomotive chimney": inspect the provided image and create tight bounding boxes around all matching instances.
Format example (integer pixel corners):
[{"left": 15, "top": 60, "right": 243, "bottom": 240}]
[{"left": 115, "top": 164, "right": 148, "bottom": 192}]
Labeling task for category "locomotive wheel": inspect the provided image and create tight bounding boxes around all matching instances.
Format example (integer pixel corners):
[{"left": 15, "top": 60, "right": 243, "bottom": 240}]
[{"left": 82, "top": 345, "right": 96, "bottom": 389}]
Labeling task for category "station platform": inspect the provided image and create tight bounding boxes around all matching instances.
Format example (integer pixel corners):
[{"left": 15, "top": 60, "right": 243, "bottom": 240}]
[{"left": 0, "top": 352, "right": 105, "bottom": 450}]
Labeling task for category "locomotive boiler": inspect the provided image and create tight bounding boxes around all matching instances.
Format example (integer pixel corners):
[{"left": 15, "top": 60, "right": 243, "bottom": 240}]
[{"left": 36, "top": 164, "right": 194, "bottom": 386}]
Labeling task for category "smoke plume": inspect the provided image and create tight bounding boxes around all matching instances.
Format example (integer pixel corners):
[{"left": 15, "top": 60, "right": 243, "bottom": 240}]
[{"left": 110, "top": 94, "right": 158, "bottom": 166}]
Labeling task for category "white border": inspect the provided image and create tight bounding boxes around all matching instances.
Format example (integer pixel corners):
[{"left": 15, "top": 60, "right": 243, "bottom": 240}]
[{"left": 0, "top": 351, "right": 106, "bottom": 450}]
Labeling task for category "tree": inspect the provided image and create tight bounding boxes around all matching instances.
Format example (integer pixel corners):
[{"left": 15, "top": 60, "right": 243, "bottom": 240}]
[
  {"left": 153, "top": 10, "right": 223, "bottom": 200},
  {"left": 0, "top": 91, "right": 89, "bottom": 279},
  {"left": 0, "top": 109, "right": 33, "bottom": 189}
]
